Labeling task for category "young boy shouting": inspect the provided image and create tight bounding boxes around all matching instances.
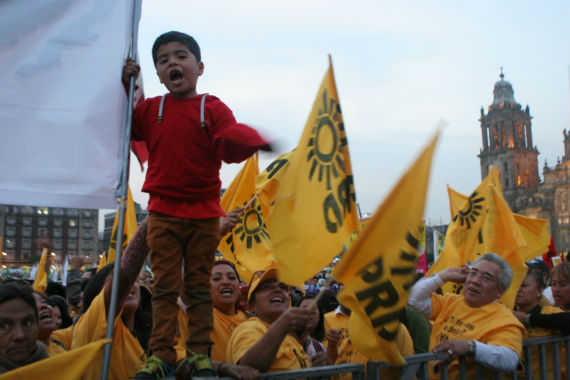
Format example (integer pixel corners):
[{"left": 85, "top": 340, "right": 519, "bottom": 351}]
[{"left": 122, "top": 31, "right": 271, "bottom": 379}]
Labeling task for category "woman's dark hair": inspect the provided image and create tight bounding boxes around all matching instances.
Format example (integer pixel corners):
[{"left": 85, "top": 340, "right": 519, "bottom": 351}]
[
  {"left": 81, "top": 268, "right": 97, "bottom": 291},
  {"left": 295, "top": 294, "right": 325, "bottom": 342},
  {"left": 213, "top": 259, "right": 242, "bottom": 283},
  {"left": 48, "top": 295, "right": 73, "bottom": 328},
  {"left": 82, "top": 264, "right": 114, "bottom": 313},
  {"left": 212, "top": 259, "right": 244, "bottom": 312},
  {"left": 46, "top": 281, "right": 66, "bottom": 299},
  {"left": 0, "top": 281, "right": 38, "bottom": 320},
  {"left": 81, "top": 264, "right": 152, "bottom": 350},
  {"left": 527, "top": 266, "right": 547, "bottom": 290}
]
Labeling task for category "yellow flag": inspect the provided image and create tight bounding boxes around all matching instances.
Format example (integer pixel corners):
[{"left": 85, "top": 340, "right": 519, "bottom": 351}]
[
  {"left": 219, "top": 153, "right": 274, "bottom": 282},
  {"left": 427, "top": 167, "right": 501, "bottom": 287},
  {"left": 269, "top": 57, "right": 359, "bottom": 289},
  {"left": 255, "top": 150, "right": 294, "bottom": 217},
  {"left": 96, "top": 252, "right": 107, "bottom": 273},
  {"left": 333, "top": 132, "right": 439, "bottom": 365},
  {"left": 0, "top": 339, "right": 110, "bottom": 380},
  {"left": 108, "top": 187, "right": 138, "bottom": 264},
  {"left": 445, "top": 182, "right": 549, "bottom": 307},
  {"left": 32, "top": 248, "right": 49, "bottom": 293}
]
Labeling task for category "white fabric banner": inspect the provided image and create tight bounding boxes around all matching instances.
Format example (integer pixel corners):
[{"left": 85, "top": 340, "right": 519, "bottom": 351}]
[{"left": 0, "top": 0, "right": 135, "bottom": 209}]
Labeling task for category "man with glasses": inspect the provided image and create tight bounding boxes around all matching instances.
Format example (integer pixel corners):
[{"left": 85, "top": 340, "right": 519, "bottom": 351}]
[{"left": 408, "top": 253, "right": 524, "bottom": 378}]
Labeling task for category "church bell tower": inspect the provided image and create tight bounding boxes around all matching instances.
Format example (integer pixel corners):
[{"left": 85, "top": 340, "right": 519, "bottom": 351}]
[{"left": 477, "top": 69, "right": 540, "bottom": 211}]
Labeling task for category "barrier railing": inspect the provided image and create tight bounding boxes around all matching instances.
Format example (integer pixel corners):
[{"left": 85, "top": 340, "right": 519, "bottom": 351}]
[{"left": 193, "top": 335, "right": 569, "bottom": 380}]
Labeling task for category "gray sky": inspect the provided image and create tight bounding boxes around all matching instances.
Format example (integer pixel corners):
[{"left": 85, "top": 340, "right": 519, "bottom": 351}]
[{"left": 116, "top": 0, "right": 570, "bottom": 228}]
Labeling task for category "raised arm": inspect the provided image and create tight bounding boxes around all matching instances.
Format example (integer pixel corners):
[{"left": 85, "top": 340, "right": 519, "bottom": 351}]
[{"left": 103, "top": 218, "right": 149, "bottom": 314}]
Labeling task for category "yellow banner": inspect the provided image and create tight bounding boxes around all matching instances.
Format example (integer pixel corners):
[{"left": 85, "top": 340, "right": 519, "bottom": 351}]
[
  {"left": 427, "top": 167, "right": 501, "bottom": 286},
  {"left": 107, "top": 188, "right": 138, "bottom": 264},
  {"left": 269, "top": 57, "right": 359, "bottom": 289},
  {"left": 256, "top": 150, "right": 294, "bottom": 218},
  {"left": 333, "top": 132, "right": 439, "bottom": 365},
  {"left": 219, "top": 153, "right": 274, "bottom": 282},
  {"left": 0, "top": 339, "right": 110, "bottom": 380},
  {"left": 443, "top": 179, "right": 549, "bottom": 307},
  {"left": 32, "top": 248, "right": 48, "bottom": 293}
]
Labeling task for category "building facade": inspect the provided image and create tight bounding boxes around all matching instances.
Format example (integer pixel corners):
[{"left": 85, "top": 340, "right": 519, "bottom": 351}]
[
  {"left": 0, "top": 204, "right": 98, "bottom": 264},
  {"left": 478, "top": 71, "right": 570, "bottom": 251}
]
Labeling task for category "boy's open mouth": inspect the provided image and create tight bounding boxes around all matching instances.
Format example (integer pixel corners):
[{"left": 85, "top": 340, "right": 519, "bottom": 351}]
[{"left": 169, "top": 70, "right": 183, "bottom": 81}]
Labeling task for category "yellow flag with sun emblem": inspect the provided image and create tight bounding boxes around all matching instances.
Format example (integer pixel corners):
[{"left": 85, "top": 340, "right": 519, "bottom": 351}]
[
  {"left": 333, "top": 132, "right": 439, "bottom": 365},
  {"left": 107, "top": 187, "right": 138, "bottom": 265},
  {"left": 268, "top": 56, "right": 359, "bottom": 289},
  {"left": 444, "top": 178, "right": 549, "bottom": 308},
  {"left": 219, "top": 153, "right": 274, "bottom": 282},
  {"left": 426, "top": 167, "right": 500, "bottom": 293}
]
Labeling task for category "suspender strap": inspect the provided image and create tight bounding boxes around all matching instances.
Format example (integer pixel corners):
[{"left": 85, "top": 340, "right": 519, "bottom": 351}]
[
  {"left": 200, "top": 94, "right": 207, "bottom": 127},
  {"left": 157, "top": 94, "right": 166, "bottom": 123},
  {"left": 157, "top": 94, "right": 207, "bottom": 126}
]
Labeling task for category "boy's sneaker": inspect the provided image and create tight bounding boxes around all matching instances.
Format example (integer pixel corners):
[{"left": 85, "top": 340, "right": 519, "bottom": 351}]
[
  {"left": 134, "top": 355, "right": 175, "bottom": 379},
  {"left": 175, "top": 351, "right": 216, "bottom": 378}
]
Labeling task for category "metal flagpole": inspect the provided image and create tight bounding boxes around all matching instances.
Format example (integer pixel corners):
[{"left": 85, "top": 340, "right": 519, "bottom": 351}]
[{"left": 100, "top": 1, "right": 141, "bottom": 379}]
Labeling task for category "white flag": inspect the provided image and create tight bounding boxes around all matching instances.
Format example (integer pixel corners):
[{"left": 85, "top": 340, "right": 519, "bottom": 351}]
[{"left": 0, "top": 0, "right": 138, "bottom": 209}]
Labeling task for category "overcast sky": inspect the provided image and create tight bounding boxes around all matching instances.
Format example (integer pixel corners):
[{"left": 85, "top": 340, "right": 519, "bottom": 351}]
[{"left": 114, "top": 0, "right": 570, "bottom": 228}]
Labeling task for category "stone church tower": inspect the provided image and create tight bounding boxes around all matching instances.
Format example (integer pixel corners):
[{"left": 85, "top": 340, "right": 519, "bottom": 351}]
[
  {"left": 478, "top": 70, "right": 570, "bottom": 252},
  {"left": 478, "top": 70, "right": 540, "bottom": 203}
]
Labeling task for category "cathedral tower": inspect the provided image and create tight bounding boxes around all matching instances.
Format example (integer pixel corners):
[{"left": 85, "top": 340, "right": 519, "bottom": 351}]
[{"left": 478, "top": 70, "right": 540, "bottom": 211}]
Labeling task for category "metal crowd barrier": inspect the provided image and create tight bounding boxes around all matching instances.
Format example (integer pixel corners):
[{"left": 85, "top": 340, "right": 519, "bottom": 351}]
[{"left": 192, "top": 335, "right": 569, "bottom": 380}]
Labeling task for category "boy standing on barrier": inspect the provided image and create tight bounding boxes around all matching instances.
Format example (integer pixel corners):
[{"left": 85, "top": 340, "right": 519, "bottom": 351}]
[
  {"left": 122, "top": 31, "right": 271, "bottom": 379},
  {"left": 408, "top": 253, "right": 524, "bottom": 378}
]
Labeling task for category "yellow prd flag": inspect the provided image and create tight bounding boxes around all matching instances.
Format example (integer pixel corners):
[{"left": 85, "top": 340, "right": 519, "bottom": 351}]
[
  {"left": 96, "top": 251, "right": 107, "bottom": 273},
  {"left": 32, "top": 248, "right": 49, "bottom": 293},
  {"left": 269, "top": 56, "right": 359, "bottom": 289},
  {"left": 219, "top": 153, "right": 274, "bottom": 282},
  {"left": 333, "top": 132, "right": 439, "bottom": 365},
  {"left": 255, "top": 150, "right": 294, "bottom": 217},
  {"left": 445, "top": 181, "right": 549, "bottom": 308},
  {"left": 108, "top": 187, "right": 138, "bottom": 264},
  {"left": 427, "top": 167, "right": 501, "bottom": 286},
  {"left": 0, "top": 339, "right": 110, "bottom": 380}
]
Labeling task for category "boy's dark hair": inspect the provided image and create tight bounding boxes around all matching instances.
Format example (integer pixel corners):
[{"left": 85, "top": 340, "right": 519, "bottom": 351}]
[
  {"left": 0, "top": 281, "right": 38, "bottom": 321},
  {"left": 152, "top": 31, "right": 201, "bottom": 64}
]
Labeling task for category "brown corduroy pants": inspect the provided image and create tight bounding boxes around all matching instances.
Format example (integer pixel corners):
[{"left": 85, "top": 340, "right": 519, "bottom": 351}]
[{"left": 147, "top": 211, "right": 220, "bottom": 365}]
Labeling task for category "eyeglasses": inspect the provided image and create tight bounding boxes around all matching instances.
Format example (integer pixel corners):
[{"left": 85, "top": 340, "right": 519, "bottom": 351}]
[{"left": 466, "top": 270, "right": 497, "bottom": 284}]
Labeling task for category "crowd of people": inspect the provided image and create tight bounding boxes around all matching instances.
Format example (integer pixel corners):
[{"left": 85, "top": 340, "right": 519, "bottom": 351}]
[
  {"left": 1, "top": 228, "right": 569, "bottom": 379},
  {"left": 2, "top": 29, "right": 569, "bottom": 380}
]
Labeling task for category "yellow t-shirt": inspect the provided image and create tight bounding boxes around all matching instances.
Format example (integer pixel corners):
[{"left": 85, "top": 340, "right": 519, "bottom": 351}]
[
  {"left": 71, "top": 291, "right": 146, "bottom": 380},
  {"left": 225, "top": 316, "right": 310, "bottom": 372},
  {"left": 520, "top": 305, "right": 566, "bottom": 380},
  {"left": 429, "top": 293, "right": 525, "bottom": 379},
  {"left": 176, "top": 308, "right": 247, "bottom": 362},
  {"left": 51, "top": 325, "right": 74, "bottom": 350}
]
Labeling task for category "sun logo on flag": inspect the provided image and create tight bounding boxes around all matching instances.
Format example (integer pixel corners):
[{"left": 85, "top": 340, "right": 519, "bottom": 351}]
[
  {"left": 306, "top": 89, "right": 347, "bottom": 190},
  {"left": 452, "top": 191, "right": 484, "bottom": 229},
  {"left": 225, "top": 200, "right": 270, "bottom": 252}
]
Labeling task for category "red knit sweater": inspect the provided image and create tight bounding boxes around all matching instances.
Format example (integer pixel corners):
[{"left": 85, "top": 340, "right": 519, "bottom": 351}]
[{"left": 132, "top": 94, "right": 268, "bottom": 204}]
